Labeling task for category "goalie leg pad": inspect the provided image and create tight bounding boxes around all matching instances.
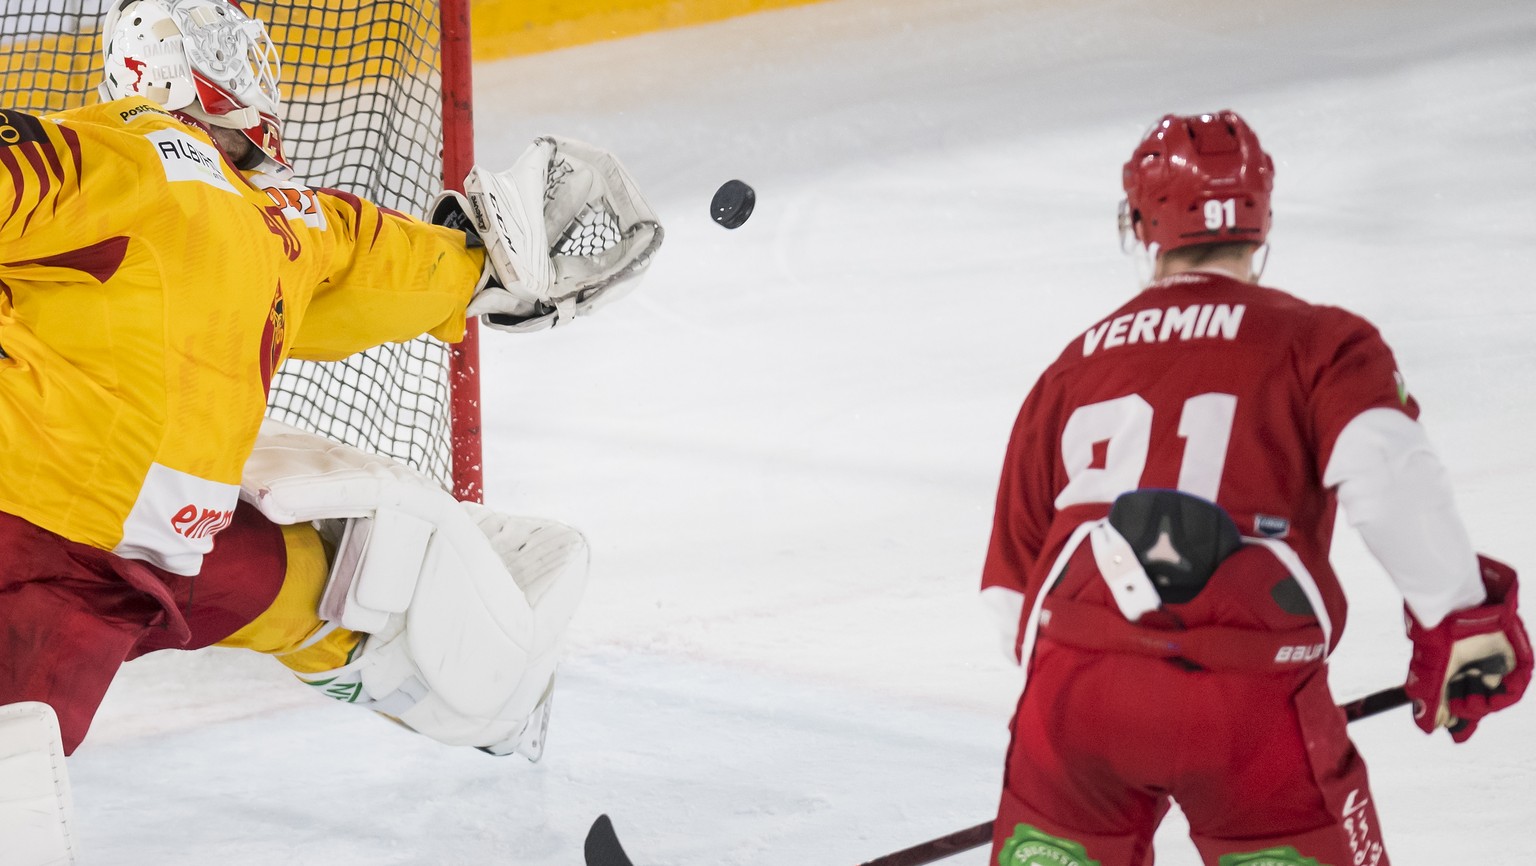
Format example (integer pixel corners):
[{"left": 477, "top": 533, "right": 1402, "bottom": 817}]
[
  {"left": 328, "top": 509, "right": 587, "bottom": 751},
  {"left": 243, "top": 421, "right": 589, "bottom": 752},
  {"left": 0, "top": 702, "right": 76, "bottom": 865}
]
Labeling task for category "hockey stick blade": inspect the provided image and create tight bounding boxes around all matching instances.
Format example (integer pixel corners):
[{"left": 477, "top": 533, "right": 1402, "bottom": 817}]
[
  {"left": 858, "top": 682, "right": 1410, "bottom": 866},
  {"left": 585, "top": 814, "right": 637, "bottom": 866}
]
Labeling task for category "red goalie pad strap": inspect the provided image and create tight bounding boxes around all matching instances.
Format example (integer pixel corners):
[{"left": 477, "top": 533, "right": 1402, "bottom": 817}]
[{"left": 1040, "top": 596, "right": 1328, "bottom": 672}]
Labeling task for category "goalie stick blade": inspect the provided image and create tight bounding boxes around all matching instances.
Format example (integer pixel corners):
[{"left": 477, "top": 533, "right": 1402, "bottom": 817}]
[{"left": 585, "top": 814, "right": 636, "bottom": 866}]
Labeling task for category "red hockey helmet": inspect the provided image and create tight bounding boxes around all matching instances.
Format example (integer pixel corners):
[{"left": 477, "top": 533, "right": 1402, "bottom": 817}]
[{"left": 1120, "top": 111, "right": 1274, "bottom": 255}]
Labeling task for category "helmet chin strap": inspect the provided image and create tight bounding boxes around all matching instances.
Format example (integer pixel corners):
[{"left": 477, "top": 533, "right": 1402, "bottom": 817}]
[
  {"left": 1131, "top": 241, "right": 1159, "bottom": 288},
  {"left": 183, "top": 103, "right": 260, "bottom": 129},
  {"left": 1251, "top": 243, "right": 1271, "bottom": 281},
  {"left": 1118, "top": 208, "right": 1161, "bottom": 288}
]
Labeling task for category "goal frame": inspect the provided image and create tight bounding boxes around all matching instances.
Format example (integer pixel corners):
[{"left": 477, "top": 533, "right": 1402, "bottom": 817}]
[{"left": 439, "top": 0, "right": 484, "bottom": 503}]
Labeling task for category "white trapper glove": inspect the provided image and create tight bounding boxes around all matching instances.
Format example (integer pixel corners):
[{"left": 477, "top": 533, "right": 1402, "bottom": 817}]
[{"left": 429, "top": 135, "right": 664, "bottom": 333}]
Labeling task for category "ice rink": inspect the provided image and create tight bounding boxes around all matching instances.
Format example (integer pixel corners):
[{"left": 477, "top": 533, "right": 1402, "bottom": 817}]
[{"left": 78, "top": 0, "right": 1536, "bottom": 862}]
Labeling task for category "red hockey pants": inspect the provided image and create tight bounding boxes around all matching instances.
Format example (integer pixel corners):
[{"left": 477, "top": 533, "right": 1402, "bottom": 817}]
[
  {"left": 0, "top": 503, "right": 286, "bottom": 754},
  {"left": 992, "top": 639, "right": 1388, "bottom": 865}
]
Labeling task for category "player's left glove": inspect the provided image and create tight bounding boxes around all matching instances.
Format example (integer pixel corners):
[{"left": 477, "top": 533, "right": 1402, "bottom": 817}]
[
  {"left": 1405, "top": 554, "right": 1532, "bottom": 742},
  {"left": 429, "top": 135, "right": 663, "bottom": 333}
]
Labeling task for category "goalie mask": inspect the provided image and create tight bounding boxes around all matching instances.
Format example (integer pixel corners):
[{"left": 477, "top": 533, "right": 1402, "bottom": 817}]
[
  {"left": 1119, "top": 110, "right": 1273, "bottom": 256},
  {"left": 100, "top": 0, "right": 288, "bottom": 171}
]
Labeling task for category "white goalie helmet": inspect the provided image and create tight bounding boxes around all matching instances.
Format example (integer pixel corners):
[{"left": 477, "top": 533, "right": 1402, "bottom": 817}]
[{"left": 99, "top": 0, "right": 288, "bottom": 170}]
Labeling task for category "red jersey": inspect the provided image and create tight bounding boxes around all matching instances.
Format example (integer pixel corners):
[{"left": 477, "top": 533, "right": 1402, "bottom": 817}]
[{"left": 982, "top": 271, "right": 1418, "bottom": 646}]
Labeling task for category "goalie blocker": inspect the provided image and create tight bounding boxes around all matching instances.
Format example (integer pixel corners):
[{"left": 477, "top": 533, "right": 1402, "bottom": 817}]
[
  {"left": 432, "top": 135, "right": 665, "bottom": 333},
  {"left": 241, "top": 422, "right": 589, "bottom": 758}
]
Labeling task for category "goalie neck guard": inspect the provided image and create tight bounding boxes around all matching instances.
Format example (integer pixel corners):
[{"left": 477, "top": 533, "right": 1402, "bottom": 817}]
[
  {"left": 1120, "top": 110, "right": 1274, "bottom": 256},
  {"left": 100, "top": 0, "right": 289, "bottom": 171}
]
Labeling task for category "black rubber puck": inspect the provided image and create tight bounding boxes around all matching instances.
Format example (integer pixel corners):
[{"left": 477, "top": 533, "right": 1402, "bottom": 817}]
[{"left": 710, "top": 179, "right": 756, "bottom": 229}]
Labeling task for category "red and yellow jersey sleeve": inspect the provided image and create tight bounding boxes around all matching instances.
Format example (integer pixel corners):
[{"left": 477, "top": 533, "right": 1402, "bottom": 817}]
[
  {"left": 285, "top": 185, "right": 480, "bottom": 361},
  {"left": 0, "top": 107, "right": 95, "bottom": 251}
]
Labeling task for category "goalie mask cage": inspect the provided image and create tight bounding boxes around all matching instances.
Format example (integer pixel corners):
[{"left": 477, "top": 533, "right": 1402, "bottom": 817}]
[{"left": 0, "top": 0, "right": 485, "bottom": 502}]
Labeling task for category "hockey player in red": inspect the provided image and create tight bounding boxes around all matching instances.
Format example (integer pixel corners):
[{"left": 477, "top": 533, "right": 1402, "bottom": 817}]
[
  {"left": 982, "top": 111, "right": 1532, "bottom": 864},
  {"left": 0, "top": 1, "right": 661, "bottom": 862}
]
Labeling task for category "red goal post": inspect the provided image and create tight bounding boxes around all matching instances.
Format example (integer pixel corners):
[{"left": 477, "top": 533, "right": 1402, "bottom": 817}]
[{"left": 0, "top": 0, "right": 485, "bottom": 502}]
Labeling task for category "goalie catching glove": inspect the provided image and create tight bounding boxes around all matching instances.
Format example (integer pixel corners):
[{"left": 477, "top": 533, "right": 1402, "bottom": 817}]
[
  {"left": 1405, "top": 554, "right": 1532, "bottom": 742},
  {"left": 431, "top": 135, "right": 664, "bottom": 333}
]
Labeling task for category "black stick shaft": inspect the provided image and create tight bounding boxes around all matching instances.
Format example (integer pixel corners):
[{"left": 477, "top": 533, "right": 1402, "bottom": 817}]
[
  {"left": 856, "top": 683, "right": 1409, "bottom": 866},
  {"left": 857, "top": 822, "right": 991, "bottom": 866},
  {"left": 1340, "top": 685, "right": 1410, "bottom": 723}
]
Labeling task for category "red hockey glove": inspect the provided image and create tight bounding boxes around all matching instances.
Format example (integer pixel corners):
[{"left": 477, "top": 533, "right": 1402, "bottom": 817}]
[{"left": 1405, "top": 555, "right": 1533, "bottom": 742}]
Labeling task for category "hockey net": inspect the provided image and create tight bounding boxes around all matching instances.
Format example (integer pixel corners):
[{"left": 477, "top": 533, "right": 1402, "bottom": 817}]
[{"left": 0, "top": 0, "right": 482, "bottom": 498}]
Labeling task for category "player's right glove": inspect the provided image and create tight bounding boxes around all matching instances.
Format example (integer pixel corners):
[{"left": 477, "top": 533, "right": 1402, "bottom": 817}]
[
  {"left": 1405, "top": 554, "right": 1533, "bottom": 742},
  {"left": 429, "top": 135, "right": 663, "bottom": 333}
]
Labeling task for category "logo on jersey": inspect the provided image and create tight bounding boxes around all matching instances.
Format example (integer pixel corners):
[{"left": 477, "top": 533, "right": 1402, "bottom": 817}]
[
  {"left": 260, "top": 181, "right": 325, "bottom": 229},
  {"left": 1341, "top": 789, "right": 1385, "bottom": 866},
  {"left": 302, "top": 675, "right": 364, "bottom": 704},
  {"left": 118, "top": 102, "right": 170, "bottom": 124},
  {"left": 1082, "top": 304, "right": 1245, "bottom": 357},
  {"left": 0, "top": 109, "right": 48, "bottom": 147},
  {"left": 170, "top": 503, "right": 235, "bottom": 540},
  {"left": 1273, "top": 643, "right": 1325, "bottom": 664},
  {"left": 1217, "top": 846, "right": 1325, "bottom": 866},
  {"left": 259, "top": 284, "right": 286, "bottom": 395},
  {"left": 1254, "top": 514, "right": 1289, "bottom": 538},
  {"left": 147, "top": 128, "right": 236, "bottom": 193},
  {"left": 259, "top": 204, "right": 302, "bottom": 260},
  {"left": 997, "top": 824, "right": 1101, "bottom": 866}
]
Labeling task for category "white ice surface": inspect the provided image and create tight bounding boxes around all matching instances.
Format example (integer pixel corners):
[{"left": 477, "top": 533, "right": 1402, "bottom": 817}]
[{"left": 77, "top": 0, "right": 1535, "bottom": 862}]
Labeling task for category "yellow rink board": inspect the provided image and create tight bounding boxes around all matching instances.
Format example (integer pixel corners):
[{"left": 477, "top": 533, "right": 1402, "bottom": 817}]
[
  {"left": 0, "top": 0, "right": 823, "bottom": 111},
  {"left": 469, "top": 0, "right": 823, "bottom": 60}
]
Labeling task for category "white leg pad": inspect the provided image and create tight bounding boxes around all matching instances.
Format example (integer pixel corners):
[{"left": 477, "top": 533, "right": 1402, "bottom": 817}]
[
  {"left": 363, "top": 508, "right": 588, "bottom": 753},
  {"left": 0, "top": 702, "right": 76, "bottom": 866},
  {"left": 243, "top": 421, "right": 590, "bottom": 756}
]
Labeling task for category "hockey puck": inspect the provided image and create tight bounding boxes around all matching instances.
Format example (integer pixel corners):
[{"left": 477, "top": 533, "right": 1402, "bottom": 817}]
[{"left": 710, "top": 179, "right": 755, "bottom": 229}]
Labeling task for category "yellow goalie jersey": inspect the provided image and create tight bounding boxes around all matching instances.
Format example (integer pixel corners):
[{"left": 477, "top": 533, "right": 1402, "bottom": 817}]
[{"left": 0, "top": 98, "right": 483, "bottom": 575}]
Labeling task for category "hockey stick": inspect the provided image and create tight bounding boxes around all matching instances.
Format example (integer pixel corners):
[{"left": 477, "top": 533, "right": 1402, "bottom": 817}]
[
  {"left": 1337, "top": 684, "right": 1409, "bottom": 725},
  {"left": 581, "top": 685, "right": 1412, "bottom": 866},
  {"left": 853, "top": 683, "right": 1411, "bottom": 866},
  {"left": 585, "top": 814, "right": 636, "bottom": 866}
]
